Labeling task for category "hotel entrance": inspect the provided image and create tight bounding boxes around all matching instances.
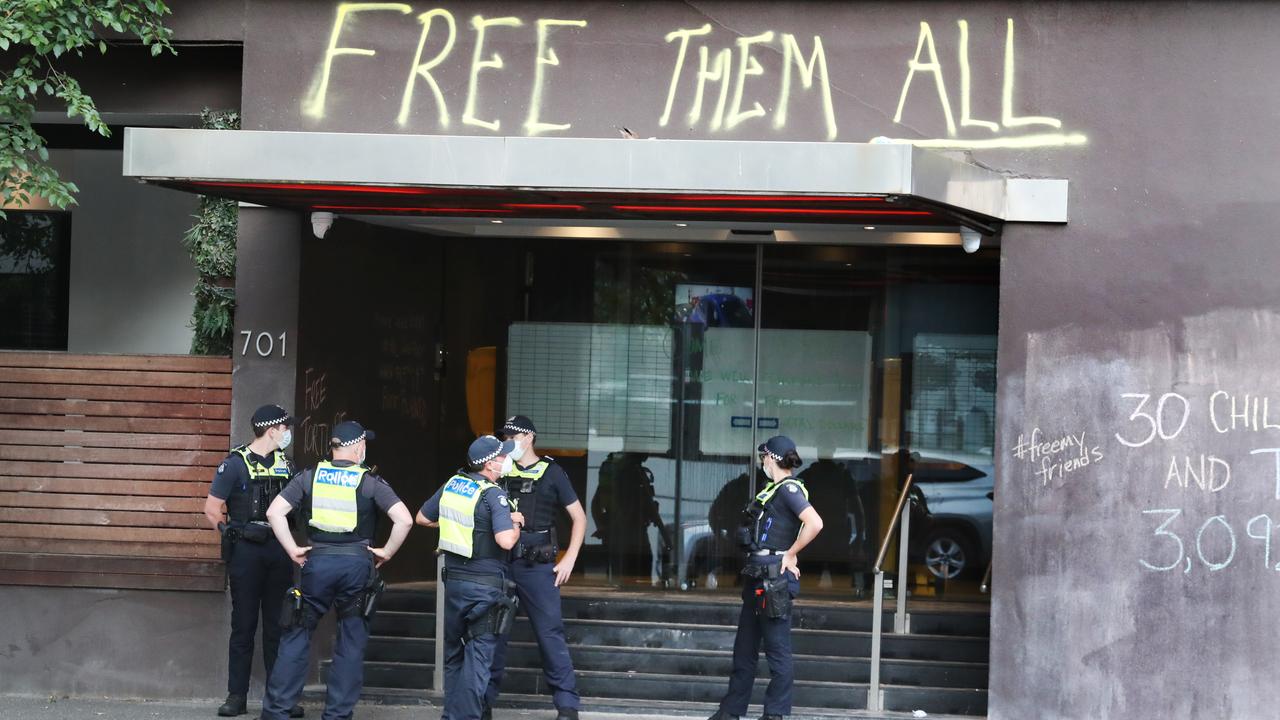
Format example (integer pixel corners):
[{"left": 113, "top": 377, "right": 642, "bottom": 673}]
[{"left": 291, "top": 219, "right": 998, "bottom": 605}]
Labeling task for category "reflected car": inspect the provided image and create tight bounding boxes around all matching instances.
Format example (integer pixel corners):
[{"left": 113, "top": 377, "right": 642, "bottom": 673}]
[{"left": 907, "top": 456, "right": 994, "bottom": 581}]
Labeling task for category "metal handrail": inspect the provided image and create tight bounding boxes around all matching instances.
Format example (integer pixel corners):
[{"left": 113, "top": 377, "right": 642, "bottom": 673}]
[
  {"left": 867, "top": 473, "right": 915, "bottom": 712},
  {"left": 873, "top": 473, "right": 915, "bottom": 572}
]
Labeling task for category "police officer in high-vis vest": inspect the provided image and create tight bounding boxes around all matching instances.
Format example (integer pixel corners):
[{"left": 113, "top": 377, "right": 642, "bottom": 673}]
[
  {"left": 204, "top": 404, "right": 302, "bottom": 718},
  {"left": 709, "top": 436, "right": 824, "bottom": 720},
  {"left": 257, "top": 421, "right": 414, "bottom": 720},
  {"left": 416, "top": 435, "right": 520, "bottom": 720},
  {"left": 486, "top": 415, "right": 586, "bottom": 720}
]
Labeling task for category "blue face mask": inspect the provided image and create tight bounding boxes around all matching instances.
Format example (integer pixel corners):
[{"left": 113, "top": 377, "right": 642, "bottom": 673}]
[{"left": 277, "top": 429, "right": 293, "bottom": 450}]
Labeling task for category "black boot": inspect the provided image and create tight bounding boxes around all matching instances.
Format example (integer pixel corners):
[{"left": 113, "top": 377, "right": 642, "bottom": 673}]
[
  {"left": 216, "top": 694, "right": 247, "bottom": 717},
  {"left": 556, "top": 708, "right": 580, "bottom": 720},
  {"left": 480, "top": 707, "right": 492, "bottom": 720},
  {"left": 708, "top": 712, "right": 739, "bottom": 720},
  {"left": 758, "top": 715, "right": 784, "bottom": 720},
  {"left": 288, "top": 705, "right": 305, "bottom": 718}
]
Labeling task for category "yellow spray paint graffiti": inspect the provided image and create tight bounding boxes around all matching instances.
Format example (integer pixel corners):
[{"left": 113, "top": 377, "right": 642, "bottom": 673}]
[
  {"left": 304, "top": 3, "right": 413, "bottom": 119},
  {"left": 886, "top": 18, "right": 1086, "bottom": 147},
  {"left": 525, "top": 19, "right": 589, "bottom": 136},
  {"left": 396, "top": 8, "right": 456, "bottom": 128},
  {"left": 302, "top": 4, "right": 1086, "bottom": 149}
]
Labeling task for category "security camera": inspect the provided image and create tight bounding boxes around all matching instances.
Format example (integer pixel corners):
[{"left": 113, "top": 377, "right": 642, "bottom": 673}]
[
  {"left": 960, "top": 228, "right": 982, "bottom": 254},
  {"left": 310, "top": 211, "right": 335, "bottom": 239}
]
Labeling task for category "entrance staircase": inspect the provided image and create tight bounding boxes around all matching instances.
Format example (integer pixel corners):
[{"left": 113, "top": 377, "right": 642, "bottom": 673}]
[{"left": 321, "top": 585, "right": 989, "bottom": 717}]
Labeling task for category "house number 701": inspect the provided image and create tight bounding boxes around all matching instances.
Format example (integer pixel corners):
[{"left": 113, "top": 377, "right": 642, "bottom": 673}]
[{"left": 240, "top": 330, "right": 287, "bottom": 358}]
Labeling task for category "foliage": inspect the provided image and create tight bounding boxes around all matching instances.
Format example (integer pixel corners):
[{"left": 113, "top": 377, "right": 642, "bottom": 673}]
[
  {"left": 184, "top": 108, "right": 239, "bottom": 355},
  {"left": 0, "top": 1, "right": 173, "bottom": 217}
]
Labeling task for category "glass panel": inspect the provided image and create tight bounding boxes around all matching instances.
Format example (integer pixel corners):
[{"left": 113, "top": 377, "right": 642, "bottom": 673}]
[
  {"left": 756, "top": 244, "right": 999, "bottom": 603},
  {"left": 0, "top": 212, "right": 71, "bottom": 350},
  {"left": 513, "top": 239, "right": 756, "bottom": 591}
]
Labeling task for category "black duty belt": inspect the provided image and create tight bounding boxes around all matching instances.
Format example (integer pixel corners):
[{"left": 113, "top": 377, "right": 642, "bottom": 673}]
[
  {"left": 442, "top": 567, "right": 508, "bottom": 589},
  {"left": 309, "top": 543, "right": 370, "bottom": 557}
]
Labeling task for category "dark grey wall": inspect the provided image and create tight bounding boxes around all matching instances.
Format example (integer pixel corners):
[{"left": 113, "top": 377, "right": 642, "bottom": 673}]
[
  {"left": 0, "top": 586, "right": 228, "bottom": 698},
  {"left": 0, "top": 584, "right": 335, "bottom": 700},
  {"left": 232, "top": 207, "right": 302, "bottom": 442}
]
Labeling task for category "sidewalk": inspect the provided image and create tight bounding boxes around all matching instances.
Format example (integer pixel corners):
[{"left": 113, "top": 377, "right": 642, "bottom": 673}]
[
  {"left": 0, "top": 695, "right": 656, "bottom": 720},
  {"left": 0, "top": 695, "right": 970, "bottom": 720}
]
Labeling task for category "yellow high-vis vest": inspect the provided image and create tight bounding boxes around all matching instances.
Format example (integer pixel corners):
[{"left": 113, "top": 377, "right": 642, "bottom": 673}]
[
  {"left": 233, "top": 446, "right": 292, "bottom": 481},
  {"left": 438, "top": 473, "right": 499, "bottom": 558},
  {"left": 309, "top": 461, "right": 367, "bottom": 533}
]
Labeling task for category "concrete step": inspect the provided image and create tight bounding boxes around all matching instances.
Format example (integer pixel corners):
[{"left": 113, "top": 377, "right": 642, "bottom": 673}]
[
  {"left": 323, "top": 668, "right": 987, "bottom": 716},
  {"left": 378, "top": 589, "right": 990, "bottom": 637},
  {"left": 303, "top": 686, "right": 985, "bottom": 720},
  {"left": 354, "top": 641, "right": 986, "bottom": 688},
  {"left": 369, "top": 613, "right": 989, "bottom": 664}
]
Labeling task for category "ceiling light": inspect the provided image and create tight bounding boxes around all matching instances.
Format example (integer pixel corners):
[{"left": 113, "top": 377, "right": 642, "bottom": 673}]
[
  {"left": 491, "top": 219, "right": 504, "bottom": 224},
  {"left": 863, "top": 226, "right": 876, "bottom": 230}
]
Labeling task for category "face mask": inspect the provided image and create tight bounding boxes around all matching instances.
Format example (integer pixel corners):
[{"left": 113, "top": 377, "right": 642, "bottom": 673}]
[
  {"left": 499, "top": 455, "right": 514, "bottom": 475},
  {"left": 357, "top": 446, "right": 367, "bottom": 465},
  {"left": 511, "top": 440, "right": 525, "bottom": 459},
  {"left": 277, "top": 429, "right": 293, "bottom": 450}
]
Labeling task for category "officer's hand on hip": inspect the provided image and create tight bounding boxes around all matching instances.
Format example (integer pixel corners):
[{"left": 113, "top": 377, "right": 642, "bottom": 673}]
[
  {"left": 553, "top": 554, "right": 577, "bottom": 587},
  {"left": 781, "top": 551, "right": 800, "bottom": 578},
  {"left": 367, "top": 546, "right": 393, "bottom": 568},
  {"left": 288, "top": 545, "right": 312, "bottom": 567}
]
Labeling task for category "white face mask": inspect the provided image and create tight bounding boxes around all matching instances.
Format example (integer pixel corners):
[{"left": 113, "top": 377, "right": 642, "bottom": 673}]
[
  {"left": 277, "top": 429, "right": 293, "bottom": 451},
  {"left": 498, "top": 455, "right": 514, "bottom": 475},
  {"left": 511, "top": 440, "right": 525, "bottom": 459}
]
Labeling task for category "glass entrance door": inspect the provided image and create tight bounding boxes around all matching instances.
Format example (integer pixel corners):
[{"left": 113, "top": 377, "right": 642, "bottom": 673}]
[{"left": 503, "top": 236, "right": 997, "bottom": 599}]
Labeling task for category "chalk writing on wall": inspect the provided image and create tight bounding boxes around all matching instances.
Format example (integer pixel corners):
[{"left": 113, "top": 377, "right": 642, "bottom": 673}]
[
  {"left": 301, "top": 3, "right": 1086, "bottom": 149},
  {"left": 1015, "top": 384, "right": 1280, "bottom": 577},
  {"left": 299, "top": 366, "right": 346, "bottom": 461}
]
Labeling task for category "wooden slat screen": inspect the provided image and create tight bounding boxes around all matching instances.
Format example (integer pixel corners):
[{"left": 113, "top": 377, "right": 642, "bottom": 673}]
[{"left": 0, "top": 352, "right": 232, "bottom": 591}]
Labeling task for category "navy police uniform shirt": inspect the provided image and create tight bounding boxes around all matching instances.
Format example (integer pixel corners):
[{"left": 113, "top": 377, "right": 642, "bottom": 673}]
[
  {"left": 209, "top": 449, "right": 279, "bottom": 502},
  {"left": 511, "top": 457, "right": 577, "bottom": 536},
  {"left": 422, "top": 471, "right": 514, "bottom": 576},
  {"left": 748, "top": 478, "right": 812, "bottom": 565},
  {"left": 278, "top": 460, "right": 402, "bottom": 546}
]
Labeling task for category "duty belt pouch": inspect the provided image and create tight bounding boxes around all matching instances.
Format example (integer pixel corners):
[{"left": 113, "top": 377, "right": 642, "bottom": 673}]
[
  {"left": 496, "top": 580, "right": 520, "bottom": 635},
  {"left": 281, "top": 587, "right": 304, "bottom": 628},
  {"left": 219, "top": 525, "right": 240, "bottom": 562},
  {"left": 240, "top": 523, "right": 272, "bottom": 544},
  {"left": 761, "top": 574, "right": 793, "bottom": 619},
  {"left": 517, "top": 528, "right": 559, "bottom": 563},
  {"left": 361, "top": 571, "right": 387, "bottom": 620}
]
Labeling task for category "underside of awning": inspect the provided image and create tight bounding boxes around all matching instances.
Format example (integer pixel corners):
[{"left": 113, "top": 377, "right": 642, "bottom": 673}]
[{"left": 121, "top": 129, "right": 1067, "bottom": 234}]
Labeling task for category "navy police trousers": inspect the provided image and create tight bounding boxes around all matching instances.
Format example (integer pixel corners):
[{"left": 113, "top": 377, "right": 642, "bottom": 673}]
[
  {"left": 486, "top": 559, "right": 580, "bottom": 710},
  {"left": 260, "top": 550, "right": 371, "bottom": 720},
  {"left": 443, "top": 575, "right": 507, "bottom": 720},
  {"left": 717, "top": 568, "right": 800, "bottom": 717},
  {"left": 227, "top": 532, "right": 292, "bottom": 697}
]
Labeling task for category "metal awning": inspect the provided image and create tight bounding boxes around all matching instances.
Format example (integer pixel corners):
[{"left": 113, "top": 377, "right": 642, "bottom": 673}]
[{"left": 121, "top": 128, "right": 1067, "bottom": 233}]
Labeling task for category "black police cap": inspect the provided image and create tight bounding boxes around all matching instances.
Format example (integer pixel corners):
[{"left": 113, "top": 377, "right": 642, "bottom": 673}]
[
  {"left": 251, "top": 404, "right": 293, "bottom": 429},
  {"left": 501, "top": 415, "right": 537, "bottom": 437}
]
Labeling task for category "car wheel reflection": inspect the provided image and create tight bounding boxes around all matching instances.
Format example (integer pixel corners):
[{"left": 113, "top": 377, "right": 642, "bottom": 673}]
[{"left": 924, "top": 531, "right": 973, "bottom": 580}]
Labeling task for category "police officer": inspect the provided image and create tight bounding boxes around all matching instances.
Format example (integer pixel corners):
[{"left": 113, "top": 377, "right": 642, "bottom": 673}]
[
  {"left": 708, "top": 436, "right": 824, "bottom": 720},
  {"left": 257, "top": 421, "right": 414, "bottom": 720},
  {"left": 486, "top": 415, "right": 586, "bottom": 720},
  {"left": 203, "top": 404, "right": 302, "bottom": 718},
  {"left": 416, "top": 435, "right": 520, "bottom": 720}
]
